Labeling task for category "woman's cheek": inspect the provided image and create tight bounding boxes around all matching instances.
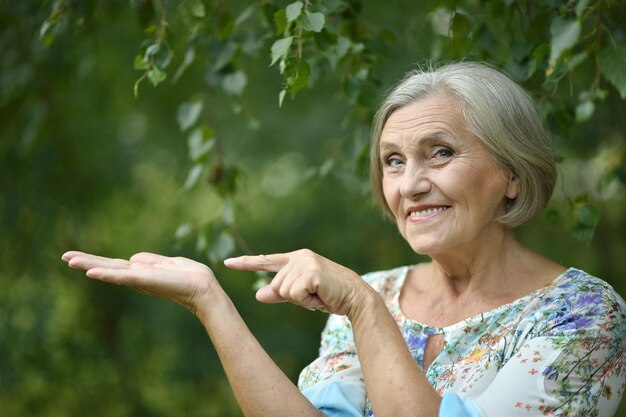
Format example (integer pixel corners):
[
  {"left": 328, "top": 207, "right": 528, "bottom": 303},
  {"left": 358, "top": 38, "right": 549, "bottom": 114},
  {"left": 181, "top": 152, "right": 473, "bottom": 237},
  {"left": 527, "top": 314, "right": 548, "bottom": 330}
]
[{"left": 382, "top": 177, "right": 398, "bottom": 208}]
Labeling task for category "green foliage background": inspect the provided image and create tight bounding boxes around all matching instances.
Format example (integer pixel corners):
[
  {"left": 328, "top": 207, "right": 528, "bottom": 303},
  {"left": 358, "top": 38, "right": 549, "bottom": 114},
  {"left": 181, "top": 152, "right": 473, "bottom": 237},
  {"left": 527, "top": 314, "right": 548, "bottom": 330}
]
[{"left": 1, "top": 0, "right": 625, "bottom": 415}]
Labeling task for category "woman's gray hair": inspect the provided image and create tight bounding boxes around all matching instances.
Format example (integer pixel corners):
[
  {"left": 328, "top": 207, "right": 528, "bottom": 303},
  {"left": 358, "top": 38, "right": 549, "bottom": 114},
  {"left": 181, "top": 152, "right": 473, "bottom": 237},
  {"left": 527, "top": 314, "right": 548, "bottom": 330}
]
[{"left": 370, "top": 61, "right": 557, "bottom": 228}]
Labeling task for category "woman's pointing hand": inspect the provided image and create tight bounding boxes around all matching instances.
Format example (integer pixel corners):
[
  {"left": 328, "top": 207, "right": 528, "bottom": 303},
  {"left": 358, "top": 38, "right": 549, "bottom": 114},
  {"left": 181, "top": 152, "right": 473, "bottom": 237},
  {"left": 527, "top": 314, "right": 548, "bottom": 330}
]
[{"left": 224, "top": 249, "right": 370, "bottom": 316}]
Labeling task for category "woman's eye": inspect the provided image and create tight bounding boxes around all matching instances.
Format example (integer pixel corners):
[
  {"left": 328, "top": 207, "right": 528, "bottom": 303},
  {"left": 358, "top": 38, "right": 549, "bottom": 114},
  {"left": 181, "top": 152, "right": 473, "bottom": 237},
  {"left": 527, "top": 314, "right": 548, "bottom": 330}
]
[
  {"left": 432, "top": 147, "right": 454, "bottom": 159},
  {"left": 385, "top": 156, "right": 404, "bottom": 167}
]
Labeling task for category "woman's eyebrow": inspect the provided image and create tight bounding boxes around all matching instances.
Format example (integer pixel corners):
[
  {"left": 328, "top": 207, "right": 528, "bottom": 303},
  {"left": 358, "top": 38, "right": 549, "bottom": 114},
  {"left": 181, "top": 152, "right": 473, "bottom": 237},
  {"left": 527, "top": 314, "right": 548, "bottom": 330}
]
[{"left": 379, "top": 141, "right": 399, "bottom": 152}]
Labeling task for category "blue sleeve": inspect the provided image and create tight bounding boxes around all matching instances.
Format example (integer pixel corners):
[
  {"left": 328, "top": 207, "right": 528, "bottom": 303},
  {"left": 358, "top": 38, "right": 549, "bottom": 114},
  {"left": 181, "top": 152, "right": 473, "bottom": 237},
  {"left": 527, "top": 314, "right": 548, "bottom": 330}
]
[
  {"left": 302, "top": 386, "right": 483, "bottom": 417},
  {"left": 301, "top": 379, "right": 366, "bottom": 417},
  {"left": 440, "top": 393, "right": 483, "bottom": 417}
]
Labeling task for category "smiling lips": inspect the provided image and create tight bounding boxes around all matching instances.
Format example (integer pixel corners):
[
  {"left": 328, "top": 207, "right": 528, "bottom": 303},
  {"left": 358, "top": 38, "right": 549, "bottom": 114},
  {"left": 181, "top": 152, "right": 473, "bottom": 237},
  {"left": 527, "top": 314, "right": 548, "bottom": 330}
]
[{"left": 406, "top": 205, "right": 451, "bottom": 220}]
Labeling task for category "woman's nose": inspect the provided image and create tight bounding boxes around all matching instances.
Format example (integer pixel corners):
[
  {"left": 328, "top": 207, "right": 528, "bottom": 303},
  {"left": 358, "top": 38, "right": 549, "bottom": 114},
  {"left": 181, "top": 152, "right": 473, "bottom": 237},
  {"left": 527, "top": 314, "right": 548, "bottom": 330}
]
[{"left": 399, "top": 162, "right": 431, "bottom": 199}]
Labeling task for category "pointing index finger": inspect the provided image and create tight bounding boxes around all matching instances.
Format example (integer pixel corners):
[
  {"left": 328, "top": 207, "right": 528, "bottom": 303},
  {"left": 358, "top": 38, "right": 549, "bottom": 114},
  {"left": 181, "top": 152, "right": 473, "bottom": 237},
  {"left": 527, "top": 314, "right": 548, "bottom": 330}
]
[{"left": 224, "top": 253, "right": 289, "bottom": 272}]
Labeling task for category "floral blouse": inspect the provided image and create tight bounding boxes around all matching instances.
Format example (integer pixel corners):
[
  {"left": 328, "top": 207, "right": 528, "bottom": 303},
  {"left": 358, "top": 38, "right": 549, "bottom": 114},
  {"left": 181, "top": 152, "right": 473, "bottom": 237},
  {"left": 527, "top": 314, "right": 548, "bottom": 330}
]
[{"left": 298, "top": 266, "right": 626, "bottom": 417}]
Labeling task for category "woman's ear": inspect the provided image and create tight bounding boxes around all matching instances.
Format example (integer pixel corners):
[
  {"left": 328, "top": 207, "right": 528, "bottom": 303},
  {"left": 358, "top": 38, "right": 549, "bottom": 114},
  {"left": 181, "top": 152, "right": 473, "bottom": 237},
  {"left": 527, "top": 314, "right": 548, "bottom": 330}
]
[{"left": 505, "top": 174, "right": 519, "bottom": 199}]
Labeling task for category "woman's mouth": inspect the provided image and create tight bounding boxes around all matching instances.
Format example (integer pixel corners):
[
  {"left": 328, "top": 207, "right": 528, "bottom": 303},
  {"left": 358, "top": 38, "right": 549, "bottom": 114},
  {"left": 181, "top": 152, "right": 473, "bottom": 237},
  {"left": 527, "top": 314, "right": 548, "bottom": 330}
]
[{"left": 407, "top": 206, "right": 450, "bottom": 220}]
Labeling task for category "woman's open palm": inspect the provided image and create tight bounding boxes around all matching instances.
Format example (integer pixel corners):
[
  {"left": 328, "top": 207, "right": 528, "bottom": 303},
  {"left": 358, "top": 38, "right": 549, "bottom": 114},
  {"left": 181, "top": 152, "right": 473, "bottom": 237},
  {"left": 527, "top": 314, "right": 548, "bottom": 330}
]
[{"left": 62, "top": 251, "right": 218, "bottom": 314}]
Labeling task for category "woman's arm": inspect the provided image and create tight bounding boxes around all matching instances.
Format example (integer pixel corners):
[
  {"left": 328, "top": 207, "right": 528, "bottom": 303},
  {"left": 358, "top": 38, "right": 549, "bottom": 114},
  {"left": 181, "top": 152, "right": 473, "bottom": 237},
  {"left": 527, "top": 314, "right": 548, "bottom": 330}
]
[
  {"left": 225, "top": 249, "right": 442, "bottom": 417},
  {"left": 196, "top": 283, "right": 326, "bottom": 417},
  {"left": 348, "top": 291, "right": 442, "bottom": 417},
  {"left": 62, "top": 251, "right": 324, "bottom": 417}
]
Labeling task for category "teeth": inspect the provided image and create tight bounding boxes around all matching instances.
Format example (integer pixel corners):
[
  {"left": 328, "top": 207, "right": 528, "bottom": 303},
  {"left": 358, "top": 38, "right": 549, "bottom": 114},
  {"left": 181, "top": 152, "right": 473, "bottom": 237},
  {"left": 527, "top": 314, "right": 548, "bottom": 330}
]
[{"left": 409, "top": 207, "right": 448, "bottom": 217}]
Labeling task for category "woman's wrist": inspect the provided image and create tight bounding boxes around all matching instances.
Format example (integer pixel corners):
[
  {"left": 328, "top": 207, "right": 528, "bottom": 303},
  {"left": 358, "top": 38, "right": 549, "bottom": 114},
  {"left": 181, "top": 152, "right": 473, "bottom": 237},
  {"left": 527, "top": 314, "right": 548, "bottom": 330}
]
[
  {"left": 191, "top": 281, "right": 233, "bottom": 323},
  {"left": 346, "top": 284, "right": 385, "bottom": 323}
]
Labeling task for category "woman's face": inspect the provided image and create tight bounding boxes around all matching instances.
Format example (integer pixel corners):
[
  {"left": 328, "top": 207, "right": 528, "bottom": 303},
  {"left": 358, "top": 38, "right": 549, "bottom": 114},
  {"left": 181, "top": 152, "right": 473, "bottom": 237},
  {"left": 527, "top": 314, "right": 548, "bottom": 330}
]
[{"left": 380, "top": 94, "right": 518, "bottom": 257}]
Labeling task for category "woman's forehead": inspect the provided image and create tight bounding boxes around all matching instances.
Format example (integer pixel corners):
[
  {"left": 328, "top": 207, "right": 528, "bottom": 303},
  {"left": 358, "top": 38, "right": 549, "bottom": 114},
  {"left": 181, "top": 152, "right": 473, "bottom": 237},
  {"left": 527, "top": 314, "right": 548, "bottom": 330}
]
[{"left": 381, "top": 97, "right": 468, "bottom": 143}]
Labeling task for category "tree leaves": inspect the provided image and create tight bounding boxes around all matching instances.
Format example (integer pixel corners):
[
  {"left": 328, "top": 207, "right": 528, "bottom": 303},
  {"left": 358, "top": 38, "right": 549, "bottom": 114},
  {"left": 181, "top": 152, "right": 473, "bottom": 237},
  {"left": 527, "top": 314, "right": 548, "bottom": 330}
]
[
  {"left": 35, "top": 0, "right": 626, "bottom": 251},
  {"left": 598, "top": 44, "right": 626, "bottom": 99},
  {"left": 147, "top": 66, "right": 166, "bottom": 86},
  {"left": 549, "top": 17, "right": 581, "bottom": 65},
  {"left": 184, "top": 164, "right": 205, "bottom": 189},
  {"left": 177, "top": 99, "right": 204, "bottom": 131},
  {"left": 276, "top": 2, "right": 324, "bottom": 33},
  {"left": 270, "top": 37, "right": 293, "bottom": 66},
  {"left": 187, "top": 126, "right": 215, "bottom": 162},
  {"left": 571, "top": 197, "right": 602, "bottom": 243},
  {"left": 285, "top": 61, "right": 310, "bottom": 98},
  {"left": 575, "top": 99, "right": 594, "bottom": 123},
  {"left": 286, "top": 1, "right": 303, "bottom": 22},
  {"left": 207, "top": 231, "right": 236, "bottom": 263},
  {"left": 300, "top": 12, "right": 325, "bottom": 32},
  {"left": 222, "top": 71, "right": 247, "bottom": 96},
  {"left": 133, "top": 41, "right": 172, "bottom": 96},
  {"left": 188, "top": 0, "right": 206, "bottom": 18}
]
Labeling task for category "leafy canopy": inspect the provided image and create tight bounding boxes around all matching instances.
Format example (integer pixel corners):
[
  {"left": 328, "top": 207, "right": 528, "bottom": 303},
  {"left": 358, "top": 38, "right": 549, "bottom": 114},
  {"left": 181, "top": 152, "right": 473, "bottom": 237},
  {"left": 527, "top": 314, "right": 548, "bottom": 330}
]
[{"left": 27, "top": 0, "right": 626, "bottom": 257}]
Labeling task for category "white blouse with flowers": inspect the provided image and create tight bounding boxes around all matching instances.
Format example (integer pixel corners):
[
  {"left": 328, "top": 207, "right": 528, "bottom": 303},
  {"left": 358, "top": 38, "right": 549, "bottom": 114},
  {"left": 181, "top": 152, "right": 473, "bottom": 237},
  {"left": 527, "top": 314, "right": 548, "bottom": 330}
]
[{"left": 298, "top": 266, "right": 626, "bottom": 417}]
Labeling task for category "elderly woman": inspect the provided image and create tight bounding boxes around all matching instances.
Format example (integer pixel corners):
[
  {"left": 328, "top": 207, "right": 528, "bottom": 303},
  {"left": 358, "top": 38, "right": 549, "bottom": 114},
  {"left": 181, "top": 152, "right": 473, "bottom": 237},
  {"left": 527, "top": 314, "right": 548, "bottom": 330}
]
[{"left": 62, "top": 62, "right": 625, "bottom": 417}]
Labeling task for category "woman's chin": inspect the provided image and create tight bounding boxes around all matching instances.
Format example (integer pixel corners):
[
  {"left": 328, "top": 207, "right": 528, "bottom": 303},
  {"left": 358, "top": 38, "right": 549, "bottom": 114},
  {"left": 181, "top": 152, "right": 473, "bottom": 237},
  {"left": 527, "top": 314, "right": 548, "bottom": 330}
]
[{"left": 407, "top": 240, "right": 444, "bottom": 257}]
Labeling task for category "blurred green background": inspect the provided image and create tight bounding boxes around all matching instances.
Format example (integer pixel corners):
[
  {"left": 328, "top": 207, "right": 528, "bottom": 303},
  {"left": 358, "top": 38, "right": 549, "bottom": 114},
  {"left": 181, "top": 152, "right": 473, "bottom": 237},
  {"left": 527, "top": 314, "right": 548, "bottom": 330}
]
[{"left": 1, "top": 1, "right": 624, "bottom": 416}]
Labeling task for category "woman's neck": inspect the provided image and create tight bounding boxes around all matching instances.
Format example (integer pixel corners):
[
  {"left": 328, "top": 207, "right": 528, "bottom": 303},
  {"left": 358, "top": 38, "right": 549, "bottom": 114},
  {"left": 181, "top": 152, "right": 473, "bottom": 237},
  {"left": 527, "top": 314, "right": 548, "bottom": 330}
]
[
  {"left": 423, "top": 228, "right": 564, "bottom": 301},
  {"left": 428, "top": 228, "right": 520, "bottom": 288}
]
